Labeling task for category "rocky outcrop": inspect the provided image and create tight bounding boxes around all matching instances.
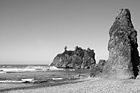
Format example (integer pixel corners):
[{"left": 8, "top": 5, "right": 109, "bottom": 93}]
[
  {"left": 90, "top": 60, "right": 106, "bottom": 77},
  {"left": 98, "top": 60, "right": 106, "bottom": 68},
  {"left": 50, "top": 46, "right": 96, "bottom": 69},
  {"left": 138, "top": 57, "right": 140, "bottom": 75},
  {"left": 102, "top": 9, "right": 140, "bottom": 79}
]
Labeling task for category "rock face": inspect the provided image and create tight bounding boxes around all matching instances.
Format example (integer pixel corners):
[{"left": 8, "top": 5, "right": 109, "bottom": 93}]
[
  {"left": 98, "top": 60, "right": 106, "bottom": 68},
  {"left": 90, "top": 60, "right": 106, "bottom": 77},
  {"left": 138, "top": 57, "right": 140, "bottom": 75},
  {"left": 50, "top": 46, "right": 96, "bottom": 69},
  {"left": 102, "top": 9, "right": 140, "bottom": 79}
]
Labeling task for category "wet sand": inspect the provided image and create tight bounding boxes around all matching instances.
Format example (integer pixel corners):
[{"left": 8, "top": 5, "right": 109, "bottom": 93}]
[{"left": 2, "top": 77, "right": 140, "bottom": 93}]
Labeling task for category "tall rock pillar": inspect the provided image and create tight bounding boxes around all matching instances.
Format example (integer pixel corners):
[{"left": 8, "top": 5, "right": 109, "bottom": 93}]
[{"left": 103, "top": 9, "right": 139, "bottom": 79}]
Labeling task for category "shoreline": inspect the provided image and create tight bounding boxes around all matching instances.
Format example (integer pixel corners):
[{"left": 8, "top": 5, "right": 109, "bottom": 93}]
[
  {"left": 0, "top": 77, "right": 84, "bottom": 92},
  {"left": 1, "top": 77, "right": 140, "bottom": 93},
  {"left": 0, "top": 68, "right": 91, "bottom": 92}
]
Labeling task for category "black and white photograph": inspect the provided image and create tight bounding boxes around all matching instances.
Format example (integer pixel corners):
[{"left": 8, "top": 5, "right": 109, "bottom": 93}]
[{"left": 0, "top": 0, "right": 140, "bottom": 93}]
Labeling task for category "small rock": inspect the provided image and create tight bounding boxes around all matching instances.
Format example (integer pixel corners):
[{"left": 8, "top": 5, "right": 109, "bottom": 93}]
[{"left": 136, "top": 75, "right": 140, "bottom": 79}]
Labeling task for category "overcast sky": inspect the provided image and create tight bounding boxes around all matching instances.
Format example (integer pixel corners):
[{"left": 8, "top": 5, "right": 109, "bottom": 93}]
[{"left": 0, "top": 0, "right": 140, "bottom": 64}]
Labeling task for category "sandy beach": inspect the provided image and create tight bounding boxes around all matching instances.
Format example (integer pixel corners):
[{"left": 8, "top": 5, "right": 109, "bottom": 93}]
[{"left": 2, "top": 77, "right": 140, "bottom": 93}]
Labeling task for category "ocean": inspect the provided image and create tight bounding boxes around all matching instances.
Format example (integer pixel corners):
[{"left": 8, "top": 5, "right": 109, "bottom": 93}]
[
  {"left": 0, "top": 64, "right": 49, "bottom": 68},
  {"left": 0, "top": 64, "right": 50, "bottom": 73},
  {"left": 0, "top": 64, "right": 90, "bottom": 92}
]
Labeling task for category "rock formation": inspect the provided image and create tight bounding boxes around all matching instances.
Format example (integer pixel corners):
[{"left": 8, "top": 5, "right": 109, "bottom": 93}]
[
  {"left": 98, "top": 60, "right": 106, "bottom": 68},
  {"left": 90, "top": 60, "right": 106, "bottom": 77},
  {"left": 50, "top": 46, "right": 96, "bottom": 69},
  {"left": 138, "top": 57, "right": 140, "bottom": 75},
  {"left": 102, "top": 9, "right": 140, "bottom": 79}
]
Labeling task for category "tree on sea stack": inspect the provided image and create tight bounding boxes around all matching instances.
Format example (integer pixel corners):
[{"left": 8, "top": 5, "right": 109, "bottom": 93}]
[{"left": 102, "top": 9, "right": 140, "bottom": 79}]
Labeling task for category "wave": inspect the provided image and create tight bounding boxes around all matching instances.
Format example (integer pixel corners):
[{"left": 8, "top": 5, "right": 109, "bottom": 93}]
[{"left": 0, "top": 65, "right": 64, "bottom": 73}]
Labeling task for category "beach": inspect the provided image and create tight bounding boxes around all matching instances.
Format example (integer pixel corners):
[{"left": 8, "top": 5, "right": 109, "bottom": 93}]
[
  {"left": 0, "top": 66, "right": 140, "bottom": 93},
  {"left": 0, "top": 65, "right": 91, "bottom": 92},
  {"left": 1, "top": 77, "right": 140, "bottom": 93}
]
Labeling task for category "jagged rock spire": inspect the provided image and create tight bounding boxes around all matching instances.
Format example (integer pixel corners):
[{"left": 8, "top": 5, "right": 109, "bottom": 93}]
[
  {"left": 115, "top": 9, "right": 133, "bottom": 28},
  {"left": 103, "top": 9, "right": 140, "bottom": 79}
]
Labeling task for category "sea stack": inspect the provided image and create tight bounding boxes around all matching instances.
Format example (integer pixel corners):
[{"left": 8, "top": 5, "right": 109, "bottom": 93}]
[
  {"left": 103, "top": 9, "right": 140, "bottom": 79},
  {"left": 50, "top": 46, "right": 96, "bottom": 69}
]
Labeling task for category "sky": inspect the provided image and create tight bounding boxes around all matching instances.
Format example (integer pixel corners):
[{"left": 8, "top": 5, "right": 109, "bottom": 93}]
[{"left": 0, "top": 0, "right": 140, "bottom": 64}]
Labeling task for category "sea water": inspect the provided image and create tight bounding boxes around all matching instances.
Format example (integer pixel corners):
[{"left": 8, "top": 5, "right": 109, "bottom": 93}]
[
  {"left": 0, "top": 64, "right": 50, "bottom": 73},
  {"left": 0, "top": 64, "right": 89, "bottom": 84}
]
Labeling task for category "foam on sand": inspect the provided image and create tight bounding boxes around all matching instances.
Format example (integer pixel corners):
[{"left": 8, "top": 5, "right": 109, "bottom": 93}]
[{"left": 6, "top": 78, "right": 140, "bottom": 93}]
